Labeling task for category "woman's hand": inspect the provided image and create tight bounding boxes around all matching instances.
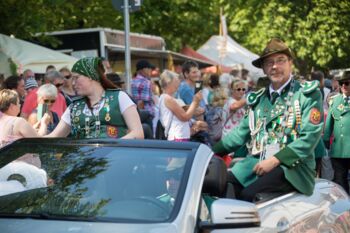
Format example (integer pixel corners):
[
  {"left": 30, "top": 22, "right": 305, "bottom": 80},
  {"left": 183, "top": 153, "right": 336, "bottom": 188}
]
[
  {"left": 193, "top": 91, "right": 203, "bottom": 103},
  {"left": 41, "top": 113, "right": 51, "bottom": 126}
]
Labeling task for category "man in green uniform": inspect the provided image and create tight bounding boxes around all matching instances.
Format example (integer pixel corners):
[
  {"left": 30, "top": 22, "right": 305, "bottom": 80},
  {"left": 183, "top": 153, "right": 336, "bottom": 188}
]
[
  {"left": 213, "top": 38, "right": 323, "bottom": 202},
  {"left": 324, "top": 70, "right": 350, "bottom": 194}
]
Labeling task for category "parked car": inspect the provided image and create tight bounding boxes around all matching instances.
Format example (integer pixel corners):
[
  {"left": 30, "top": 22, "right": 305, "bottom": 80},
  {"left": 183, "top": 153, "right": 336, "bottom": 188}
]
[{"left": 0, "top": 138, "right": 349, "bottom": 233}]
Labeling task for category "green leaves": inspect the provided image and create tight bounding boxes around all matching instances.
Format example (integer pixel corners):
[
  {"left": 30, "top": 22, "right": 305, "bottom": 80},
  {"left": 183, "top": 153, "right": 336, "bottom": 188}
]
[{"left": 0, "top": 0, "right": 349, "bottom": 74}]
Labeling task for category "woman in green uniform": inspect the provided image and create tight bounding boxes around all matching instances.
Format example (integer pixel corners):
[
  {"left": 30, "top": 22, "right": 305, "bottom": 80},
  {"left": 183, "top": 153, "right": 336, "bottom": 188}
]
[{"left": 48, "top": 57, "right": 143, "bottom": 139}]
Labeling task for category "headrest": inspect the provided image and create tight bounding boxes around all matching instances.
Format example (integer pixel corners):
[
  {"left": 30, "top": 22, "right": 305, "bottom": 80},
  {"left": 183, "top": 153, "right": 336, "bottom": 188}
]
[{"left": 202, "top": 156, "right": 227, "bottom": 197}]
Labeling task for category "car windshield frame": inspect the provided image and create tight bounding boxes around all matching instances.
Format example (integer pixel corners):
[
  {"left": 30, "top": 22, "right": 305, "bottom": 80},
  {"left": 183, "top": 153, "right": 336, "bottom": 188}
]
[{"left": 0, "top": 139, "right": 198, "bottom": 223}]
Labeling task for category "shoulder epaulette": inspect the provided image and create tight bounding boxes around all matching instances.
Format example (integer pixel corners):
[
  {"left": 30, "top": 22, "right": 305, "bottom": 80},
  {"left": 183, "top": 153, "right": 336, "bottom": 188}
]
[
  {"left": 246, "top": 88, "right": 265, "bottom": 106},
  {"left": 301, "top": 80, "right": 319, "bottom": 94},
  {"left": 328, "top": 93, "right": 340, "bottom": 106}
]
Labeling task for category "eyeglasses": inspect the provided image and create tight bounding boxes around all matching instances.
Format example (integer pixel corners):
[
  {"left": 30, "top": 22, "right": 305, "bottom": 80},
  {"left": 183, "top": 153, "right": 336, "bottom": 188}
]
[
  {"left": 263, "top": 57, "right": 289, "bottom": 68},
  {"left": 55, "top": 83, "right": 63, "bottom": 88},
  {"left": 64, "top": 75, "right": 71, "bottom": 79},
  {"left": 339, "top": 81, "right": 350, "bottom": 86},
  {"left": 235, "top": 88, "right": 246, "bottom": 92},
  {"left": 43, "top": 99, "right": 56, "bottom": 104}
]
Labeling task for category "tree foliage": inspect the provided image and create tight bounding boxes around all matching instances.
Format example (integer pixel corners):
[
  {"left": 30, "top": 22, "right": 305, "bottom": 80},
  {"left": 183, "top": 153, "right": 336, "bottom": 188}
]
[
  {"left": 224, "top": 0, "right": 350, "bottom": 73},
  {"left": 1, "top": 0, "right": 349, "bottom": 74}
]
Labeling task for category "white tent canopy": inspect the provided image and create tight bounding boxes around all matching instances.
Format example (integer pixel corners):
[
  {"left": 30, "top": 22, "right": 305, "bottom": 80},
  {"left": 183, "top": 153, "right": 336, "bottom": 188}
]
[
  {"left": 0, "top": 33, "right": 77, "bottom": 77},
  {"left": 197, "top": 35, "right": 264, "bottom": 79}
]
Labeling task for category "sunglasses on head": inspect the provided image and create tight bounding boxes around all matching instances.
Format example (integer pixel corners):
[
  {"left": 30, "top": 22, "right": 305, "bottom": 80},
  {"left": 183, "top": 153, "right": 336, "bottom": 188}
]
[
  {"left": 44, "top": 99, "right": 55, "bottom": 104},
  {"left": 235, "top": 88, "right": 246, "bottom": 92},
  {"left": 339, "top": 81, "right": 350, "bottom": 86}
]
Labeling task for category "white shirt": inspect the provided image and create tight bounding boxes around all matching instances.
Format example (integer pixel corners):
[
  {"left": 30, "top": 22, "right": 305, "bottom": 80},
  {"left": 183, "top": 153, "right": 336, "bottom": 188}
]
[
  {"left": 62, "top": 91, "right": 135, "bottom": 126},
  {"left": 269, "top": 76, "right": 292, "bottom": 97},
  {"left": 159, "top": 94, "right": 190, "bottom": 140}
]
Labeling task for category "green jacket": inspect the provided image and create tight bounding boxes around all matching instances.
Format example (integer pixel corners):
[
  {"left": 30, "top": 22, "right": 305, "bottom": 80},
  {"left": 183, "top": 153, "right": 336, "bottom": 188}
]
[
  {"left": 213, "top": 80, "right": 323, "bottom": 196},
  {"left": 324, "top": 94, "right": 350, "bottom": 158}
]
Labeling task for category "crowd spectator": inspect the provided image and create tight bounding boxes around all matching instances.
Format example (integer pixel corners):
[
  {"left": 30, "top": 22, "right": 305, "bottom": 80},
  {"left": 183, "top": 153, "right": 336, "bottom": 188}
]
[
  {"left": 222, "top": 78, "right": 247, "bottom": 137},
  {"left": 24, "top": 77, "right": 38, "bottom": 93},
  {"left": 131, "top": 60, "right": 156, "bottom": 132},
  {"left": 0, "top": 89, "right": 50, "bottom": 148},
  {"left": 27, "top": 84, "right": 60, "bottom": 133},
  {"left": 201, "top": 73, "right": 212, "bottom": 106},
  {"left": 21, "top": 71, "right": 67, "bottom": 119},
  {"left": 3, "top": 75, "right": 26, "bottom": 107},
  {"left": 107, "top": 73, "right": 125, "bottom": 89},
  {"left": 159, "top": 70, "right": 202, "bottom": 141},
  {"left": 59, "top": 67, "right": 77, "bottom": 106}
]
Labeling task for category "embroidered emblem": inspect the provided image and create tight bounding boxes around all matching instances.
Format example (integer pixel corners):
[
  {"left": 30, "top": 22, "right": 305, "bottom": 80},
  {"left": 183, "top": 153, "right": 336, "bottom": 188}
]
[
  {"left": 310, "top": 108, "right": 321, "bottom": 124},
  {"left": 107, "top": 126, "right": 118, "bottom": 138}
]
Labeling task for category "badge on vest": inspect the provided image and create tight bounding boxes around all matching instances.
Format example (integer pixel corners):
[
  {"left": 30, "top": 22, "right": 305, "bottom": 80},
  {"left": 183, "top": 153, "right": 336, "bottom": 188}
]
[{"left": 107, "top": 126, "right": 118, "bottom": 138}]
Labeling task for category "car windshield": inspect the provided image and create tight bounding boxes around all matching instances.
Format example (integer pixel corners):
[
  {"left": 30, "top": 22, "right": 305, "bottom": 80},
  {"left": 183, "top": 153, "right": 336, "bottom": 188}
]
[{"left": 0, "top": 142, "right": 194, "bottom": 223}]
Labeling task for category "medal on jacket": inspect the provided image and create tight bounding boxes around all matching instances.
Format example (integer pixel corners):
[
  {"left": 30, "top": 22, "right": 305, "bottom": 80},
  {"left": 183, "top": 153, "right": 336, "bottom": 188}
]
[
  {"left": 104, "top": 100, "right": 111, "bottom": 122},
  {"left": 338, "top": 104, "right": 344, "bottom": 111},
  {"left": 294, "top": 100, "right": 301, "bottom": 130},
  {"left": 85, "top": 117, "right": 90, "bottom": 137}
]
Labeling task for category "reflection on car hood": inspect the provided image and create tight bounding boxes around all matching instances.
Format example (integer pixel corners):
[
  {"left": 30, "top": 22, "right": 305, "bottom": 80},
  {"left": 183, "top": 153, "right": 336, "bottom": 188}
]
[{"left": 0, "top": 219, "right": 178, "bottom": 233}]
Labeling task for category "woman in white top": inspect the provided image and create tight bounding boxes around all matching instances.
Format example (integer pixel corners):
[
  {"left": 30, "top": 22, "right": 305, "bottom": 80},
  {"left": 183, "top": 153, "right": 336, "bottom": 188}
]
[
  {"left": 222, "top": 78, "right": 247, "bottom": 137},
  {"left": 0, "top": 89, "right": 50, "bottom": 148},
  {"left": 159, "top": 70, "right": 202, "bottom": 141}
]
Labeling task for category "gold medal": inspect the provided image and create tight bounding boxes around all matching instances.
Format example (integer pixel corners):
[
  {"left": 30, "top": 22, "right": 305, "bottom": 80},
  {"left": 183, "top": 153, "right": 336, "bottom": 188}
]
[
  {"left": 73, "top": 117, "right": 80, "bottom": 123},
  {"left": 105, "top": 113, "right": 111, "bottom": 122},
  {"left": 338, "top": 104, "right": 344, "bottom": 111}
]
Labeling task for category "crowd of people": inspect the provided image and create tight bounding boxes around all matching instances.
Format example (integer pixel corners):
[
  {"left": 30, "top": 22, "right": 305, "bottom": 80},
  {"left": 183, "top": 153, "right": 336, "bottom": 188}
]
[{"left": 0, "top": 37, "right": 349, "bottom": 201}]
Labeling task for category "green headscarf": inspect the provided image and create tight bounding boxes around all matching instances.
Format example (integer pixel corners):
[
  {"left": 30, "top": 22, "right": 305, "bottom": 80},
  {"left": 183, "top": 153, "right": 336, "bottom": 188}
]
[{"left": 72, "top": 57, "right": 102, "bottom": 82}]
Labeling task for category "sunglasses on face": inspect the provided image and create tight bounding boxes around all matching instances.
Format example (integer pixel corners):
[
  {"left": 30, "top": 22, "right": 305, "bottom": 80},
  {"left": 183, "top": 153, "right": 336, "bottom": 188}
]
[
  {"left": 64, "top": 75, "right": 71, "bottom": 79},
  {"left": 43, "top": 99, "right": 56, "bottom": 104},
  {"left": 235, "top": 88, "right": 246, "bottom": 92},
  {"left": 55, "top": 83, "right": 64, "bottom": 88},
  {"left": 339, "top": 81, "right": 350, "bottom": 86}
]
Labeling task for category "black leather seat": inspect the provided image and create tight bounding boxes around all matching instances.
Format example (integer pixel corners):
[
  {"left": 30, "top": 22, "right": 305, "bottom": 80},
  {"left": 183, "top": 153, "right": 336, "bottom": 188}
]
[{"left": 202, "top": 156, "right": 235, "bottom": 199}]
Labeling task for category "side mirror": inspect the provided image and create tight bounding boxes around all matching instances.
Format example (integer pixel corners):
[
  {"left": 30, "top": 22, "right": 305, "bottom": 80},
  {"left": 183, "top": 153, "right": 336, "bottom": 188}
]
[{"left": 199, "top": 199, "right": 260, "bottom": 230}]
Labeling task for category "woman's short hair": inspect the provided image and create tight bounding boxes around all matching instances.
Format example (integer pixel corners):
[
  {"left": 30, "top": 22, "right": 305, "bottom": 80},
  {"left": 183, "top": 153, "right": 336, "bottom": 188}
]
[
  {"left": 231, "top": 78, "right": 247, "bottom": 89},
  {"left": 211, "top": 88, "right": 228, "bottom": 107},
  {"left": 160, "top": 70, "right": 179, "bottom": 90},
  {"left": 37, "top": 84, "right": 58, "bottom": 98},
  {"left": 0, "top": 89, "right": 18, "bottom": 112}
]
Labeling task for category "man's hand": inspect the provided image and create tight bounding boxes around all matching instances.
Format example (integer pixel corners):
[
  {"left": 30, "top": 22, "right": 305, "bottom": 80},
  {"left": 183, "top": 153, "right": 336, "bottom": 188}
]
[{"left": 253, "top": 156, "right": 280, "bottom": 176}]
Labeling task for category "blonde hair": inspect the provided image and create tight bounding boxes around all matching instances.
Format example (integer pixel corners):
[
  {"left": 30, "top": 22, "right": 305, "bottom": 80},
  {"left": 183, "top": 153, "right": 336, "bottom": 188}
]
[
  {"left": 231, "top": 78, "right": 247, "bottom": 89},
  {"left": 160, "top": 69, "right": 179, "bottom": 90},
  {"left": 211, "top": 87, "right": 228, "bottom": 107},
  {"left": 0, "top": 89, "right": 18, "bottom": 112}
]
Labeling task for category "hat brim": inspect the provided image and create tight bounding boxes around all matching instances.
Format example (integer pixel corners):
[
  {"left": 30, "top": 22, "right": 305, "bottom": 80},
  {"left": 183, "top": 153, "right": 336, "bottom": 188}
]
[{"left": 252, "top": 49, "right": 293, "bottom": 68}]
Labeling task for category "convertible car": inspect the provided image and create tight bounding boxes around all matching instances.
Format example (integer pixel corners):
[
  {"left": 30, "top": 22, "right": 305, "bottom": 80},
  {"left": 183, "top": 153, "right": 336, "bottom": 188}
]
[{"left": 0, "top": 138, "right": 349, "bottom": 233}]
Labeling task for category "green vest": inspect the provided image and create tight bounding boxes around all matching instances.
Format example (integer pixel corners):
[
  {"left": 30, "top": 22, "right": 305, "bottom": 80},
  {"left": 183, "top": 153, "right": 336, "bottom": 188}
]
[{"left": 70, "top": 90, "right": 128, "bottom": 139}]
